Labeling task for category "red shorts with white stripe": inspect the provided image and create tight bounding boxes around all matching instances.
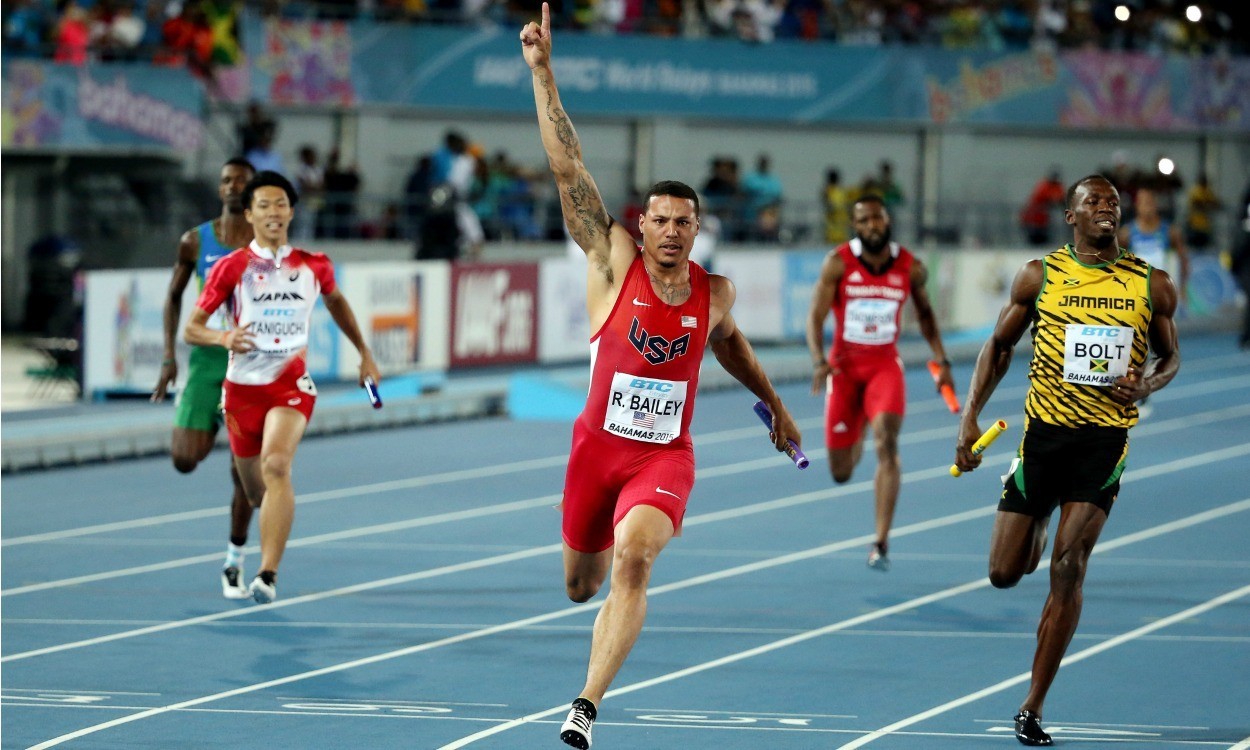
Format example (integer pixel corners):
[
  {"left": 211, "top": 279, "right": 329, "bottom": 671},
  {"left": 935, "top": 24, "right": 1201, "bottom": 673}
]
[
  {"left": 222, "top": 371, "right": 317, "bottom": 457},
  {"left": 824, "top": 353, "right": 906, "bottom": 450},
  {"left": 561, "top": 417, "right": 695, "bottom": 554}
]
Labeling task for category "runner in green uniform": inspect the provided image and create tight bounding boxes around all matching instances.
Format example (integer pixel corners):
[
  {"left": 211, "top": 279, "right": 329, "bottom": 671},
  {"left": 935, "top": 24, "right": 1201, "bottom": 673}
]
[{"left": 151, "top": 157, "right": 257, "bottom": 599}]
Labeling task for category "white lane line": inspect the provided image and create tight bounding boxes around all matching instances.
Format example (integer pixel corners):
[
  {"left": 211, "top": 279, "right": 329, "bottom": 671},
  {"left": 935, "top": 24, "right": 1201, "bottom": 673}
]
[
  {"left": 438, "top": 496, "right": 1250, "bottom": 749},
  {"left": 1228, "top": 737, "right": 1250, "bottom": 750},
  {"left": 0, "top": 411, "right": 831, "bottom": 550},
  {"left": 0, "top": 457, "right": 959, "bottom": 662},
  {"left": 10, "top": 399, "right": 1248, "bottom": 599},
  {"left": 1, "top": 495, "right": 561, "bottom": 596},
  {"left": 0, "top": 544, "right": 556, "bottom": 664},
  {"left": 0, "top": 460, "right": 965, "bottom": 665},
  {"left": 17, "top": 364, "right": 1242, "bottom": 548},
  {"left": 837, "top": 583, "right": 1250, "bottom": 749},
  {"left": 19, "top": 473, "right": 1250, "bottom": 749},
  {"left": 0, "top": 426, "right": 969, "bottom": 598},
  {"left": 0, "top": 406, "right": 844, "bottom": 549},
  {"left": 0, "top": 454, "right": 571, "bottom": 547},
  {"left": 4, "top": 444, "right": 839, "bottom": 597},
  {"left": 24, "top": 504, "right": 1004, "bottom": 749},
  {"left": 9, "top": 430, "right": 1250, "bottom": 665}
]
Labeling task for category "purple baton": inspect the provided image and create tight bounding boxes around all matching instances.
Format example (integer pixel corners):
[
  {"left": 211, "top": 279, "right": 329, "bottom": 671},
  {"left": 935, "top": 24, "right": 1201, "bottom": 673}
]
[{"left": 753, "top": 401, "right": 808, "bottom": 470}]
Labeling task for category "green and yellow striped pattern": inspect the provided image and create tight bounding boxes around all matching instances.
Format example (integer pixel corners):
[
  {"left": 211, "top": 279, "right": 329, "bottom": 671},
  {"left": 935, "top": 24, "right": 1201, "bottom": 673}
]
[{"left": 1025, "top": 245, "right": 1152, "bottom": 428}]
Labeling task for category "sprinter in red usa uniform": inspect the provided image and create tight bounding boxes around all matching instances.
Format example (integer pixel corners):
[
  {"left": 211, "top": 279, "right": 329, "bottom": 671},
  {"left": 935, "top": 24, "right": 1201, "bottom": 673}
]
[{"left": 523, "top": 5, "right": 802, "bottom": 747}]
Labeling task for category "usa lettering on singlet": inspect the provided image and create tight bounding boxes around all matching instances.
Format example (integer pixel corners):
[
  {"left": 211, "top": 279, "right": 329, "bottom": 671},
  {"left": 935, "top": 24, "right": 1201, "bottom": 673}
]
[
  {"left": 1025, "top": 245, "right": 1152, "bottom": 429},
  {"left": 582, "top": 254, "right": 710, "bottom": 445},
  {"left": 195, "top": 241, "right": 337, "bottom": 386},
  {"left": 831, "top": 238, "right": 913, "bottom": 354}
]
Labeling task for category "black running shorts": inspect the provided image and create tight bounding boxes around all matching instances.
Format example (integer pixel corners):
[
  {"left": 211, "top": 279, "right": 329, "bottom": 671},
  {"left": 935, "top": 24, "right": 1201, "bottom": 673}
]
[{"left": 998, "top": 418, "right": 1128, "bottom": 518}]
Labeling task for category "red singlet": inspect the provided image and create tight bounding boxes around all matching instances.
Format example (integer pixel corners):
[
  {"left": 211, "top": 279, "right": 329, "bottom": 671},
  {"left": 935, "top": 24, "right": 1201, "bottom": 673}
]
[
  {"left": 562, "top": 254, "right": 710, "bottom": 552},
  {"left": 824, "top": 239, "right": 913, "bottom": 449}
]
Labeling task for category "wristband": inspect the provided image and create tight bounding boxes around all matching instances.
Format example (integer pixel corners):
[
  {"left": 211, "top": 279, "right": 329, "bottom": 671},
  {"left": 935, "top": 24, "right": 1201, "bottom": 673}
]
[
  {"left": 162, "top": 358, "right": 175, "bottom": 366},
  {"left": 938, "top": 358, "right": 951, "bottom": 367}
]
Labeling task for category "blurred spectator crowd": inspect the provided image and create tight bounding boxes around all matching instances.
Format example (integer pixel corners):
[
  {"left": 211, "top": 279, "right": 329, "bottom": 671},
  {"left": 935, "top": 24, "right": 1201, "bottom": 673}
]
[
  {"left": 2, "top": 0, "right": 241, "bottom": 76},
  {"left": 5, "top": 0, "right": 1246, "bottom": 72}
]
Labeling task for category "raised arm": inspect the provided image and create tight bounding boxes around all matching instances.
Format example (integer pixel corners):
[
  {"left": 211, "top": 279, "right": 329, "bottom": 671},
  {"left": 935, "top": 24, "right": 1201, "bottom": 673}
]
[
  {"left": 805, "top": 250, "right": 842, "bottom": 395},
  {"left": 151, "top": 229, "right": 199, "bottom": 402},
  {"left": 521, "top": 3, "right": 630, "bottom": 285},
  {"left": 909, "top": 258, "right": 953, "bottom": 393},
  {"left": 954, "top": 259, "right": 1040, "bottom": 473}
]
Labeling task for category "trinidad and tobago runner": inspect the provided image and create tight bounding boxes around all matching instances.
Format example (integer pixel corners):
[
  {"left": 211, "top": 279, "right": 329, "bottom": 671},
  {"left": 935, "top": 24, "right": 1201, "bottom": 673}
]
[{"left": 806, "top": 194, "right": 954, "bottom": 572}]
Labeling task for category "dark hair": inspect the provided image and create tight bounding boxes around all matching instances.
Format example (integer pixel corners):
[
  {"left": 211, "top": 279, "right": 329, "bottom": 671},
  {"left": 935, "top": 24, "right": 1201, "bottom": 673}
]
[
  {"left": 643, "top": 180, "right": 700, "bottom": 216},
  {"left": 242, "top": 170, "right": 299, "bottom": 208},
  {"left": 1066, "top": 174, "right": 1112, "bottom": 209},
  {"left": 224, "top": 157, "right": 255, "bottom": 174},
  {"left": 854, "top": 193, "right": 886, "bottom": 210}
]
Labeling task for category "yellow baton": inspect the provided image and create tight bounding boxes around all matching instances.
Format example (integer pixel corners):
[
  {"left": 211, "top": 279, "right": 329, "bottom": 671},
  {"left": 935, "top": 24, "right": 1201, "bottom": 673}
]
[{"left": 951, "top": 419, "right": 1008, "bottom": 477}]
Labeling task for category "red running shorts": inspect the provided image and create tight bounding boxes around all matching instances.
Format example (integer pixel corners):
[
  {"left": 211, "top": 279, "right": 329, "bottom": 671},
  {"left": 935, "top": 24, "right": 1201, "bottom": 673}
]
[
  {"left": 561, "top": 418, "right": 695, "bottom": 554},
  {"left": 824, "top": 353, "right": 906, "bottom": 450}
]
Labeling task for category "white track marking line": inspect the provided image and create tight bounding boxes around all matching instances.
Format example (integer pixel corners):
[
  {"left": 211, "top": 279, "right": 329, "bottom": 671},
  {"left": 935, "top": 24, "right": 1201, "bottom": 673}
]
[
  {"left": 438, "top": 496, "right": 1250, "bottom": 749},
  {"left": 19, "top": 479, "right": 1250, "bottom": 748},
  {"left": 9, "top": 400, "right": 1248, "bottom": 599},
  {"left": 0, "top": 455, "right": 571, "bottom": 547},
  {"left": 5, "top": 436, "right": 1247, "bottom": 663},
  {"left": 1, "top": 495, "right": 560, "bottom": 596},
  {"left": 837, "top": 583, "right": 1250, "bottom": 749},
  {"left": 22, "top": 506, "right": 1005, "bottom": 749},
  {"left": 1228, "top": 738, "right": 1250, "bottom": 750},
  {"left": 9, "top": 365, "right": 1242, "bottom": 548}
]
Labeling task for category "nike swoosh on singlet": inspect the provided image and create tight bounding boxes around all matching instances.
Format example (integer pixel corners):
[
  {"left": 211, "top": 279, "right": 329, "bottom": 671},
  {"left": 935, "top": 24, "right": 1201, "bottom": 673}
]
[
  {"left": 204, "top": 254, "right": 224, "bottom": 265},
  {"left": 655, "top": 487, "right": 682, "bottom": 500},
  {"left": 632, "top": 298, "right": 651, "bottom": 307}
]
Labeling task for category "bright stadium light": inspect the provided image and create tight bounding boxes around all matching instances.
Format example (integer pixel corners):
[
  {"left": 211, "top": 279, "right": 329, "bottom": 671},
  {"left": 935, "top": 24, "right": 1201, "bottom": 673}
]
[
  {"left": 1115, "top": 4, "right": 1131, "bottom": 21},
  {"left": 1158, "top": 157, "right": 1175, "bottom": 175},
  {"left": 1186, "top": 5, "right": 1202, "bottom": 22}
]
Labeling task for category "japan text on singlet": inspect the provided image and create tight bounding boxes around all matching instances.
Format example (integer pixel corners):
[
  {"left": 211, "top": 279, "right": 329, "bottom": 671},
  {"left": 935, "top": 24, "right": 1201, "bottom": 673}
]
[
  {"left": 1025, "top": 245, "right": 1153, "bottom": 429},
  {"left": 830, "top": 238, "right": 914, "bottom": 359},
  {"left": 196, "top": 221, "right": 235, "bottom": 333},
  {"left": 581, "top": 254, "right": 710, "bottom": 445},
  {"left": 195, "top": 241, "right": 337, "bottom": 386}
]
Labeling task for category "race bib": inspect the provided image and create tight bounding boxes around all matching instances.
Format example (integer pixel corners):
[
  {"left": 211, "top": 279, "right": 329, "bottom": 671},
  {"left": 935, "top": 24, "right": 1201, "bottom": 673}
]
[
  {"left": 602, "top": 372, "right": 687, "bottom": 444},
  {"left": 1063, "top": 324, "right": 1133, "bottom": 385},
  {"left": 843, "top": 298, "right": 900, "bottom": 345},
  {"left": 297, "top": 372, "right": 318, "bottom": 396}
]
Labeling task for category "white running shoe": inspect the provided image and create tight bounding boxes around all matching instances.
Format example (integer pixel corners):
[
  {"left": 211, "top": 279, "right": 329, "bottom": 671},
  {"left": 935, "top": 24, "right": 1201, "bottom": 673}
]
[
  {"left": 221, "top": 566, "right": 250, "bottom": 599},
  {"left": 867, "top": 543, "right": 891, "bottom": 572},
  {"left": 559, "top": 698, "right": 596, "bottom": 749},
  {"left": 248, "top": 575, "right": 277, "bottom": 604}
]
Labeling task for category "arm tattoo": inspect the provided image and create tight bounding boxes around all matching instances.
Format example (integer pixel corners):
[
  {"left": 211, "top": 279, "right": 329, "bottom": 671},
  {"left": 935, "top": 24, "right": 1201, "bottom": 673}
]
[
  {"left": 565, "top": 176, "right": 607, "bottom": 245},
  {"left": 540, "top": 75, "right": 580, "bottom": 162}
]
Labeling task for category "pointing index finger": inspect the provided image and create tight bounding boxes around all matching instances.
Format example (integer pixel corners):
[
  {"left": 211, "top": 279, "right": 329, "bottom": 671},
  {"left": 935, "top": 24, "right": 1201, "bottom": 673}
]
[{"left": 541, "top": 1, "right": 549, "bottom": 33}]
